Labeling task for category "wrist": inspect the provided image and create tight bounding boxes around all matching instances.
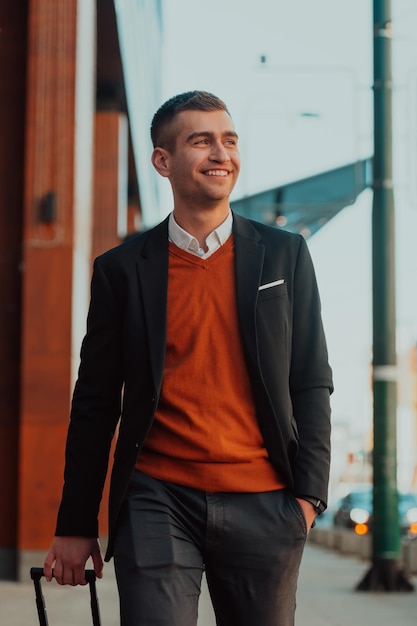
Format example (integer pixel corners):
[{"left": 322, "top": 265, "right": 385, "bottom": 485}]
[{"left": 298, "top": 495, "right": 326, "bottom": 515}]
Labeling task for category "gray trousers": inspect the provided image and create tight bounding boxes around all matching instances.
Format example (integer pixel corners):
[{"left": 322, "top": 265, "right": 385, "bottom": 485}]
[{"left": 113, "top": 470, "right": 307, "bottom": 626}]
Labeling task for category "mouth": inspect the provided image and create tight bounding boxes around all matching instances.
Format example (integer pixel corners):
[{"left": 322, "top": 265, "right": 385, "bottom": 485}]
[{"left": 203, "top": 169, "right": 230, "bottom": 177}]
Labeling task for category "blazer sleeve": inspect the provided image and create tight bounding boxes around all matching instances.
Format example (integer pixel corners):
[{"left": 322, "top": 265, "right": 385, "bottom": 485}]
[
  {"left": 289, "top": 236, "right": 333, "bottom": 504},
  {"left": 55, "top": 257, "right": 124, "bottom": 538}
]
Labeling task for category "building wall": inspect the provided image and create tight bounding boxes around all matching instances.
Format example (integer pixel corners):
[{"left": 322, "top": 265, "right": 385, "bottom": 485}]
[
  {"left": 0, "top": 1, "right": 28, "bottom": 580},
  {"left": 18, "top": 0, "right": 96, "bottom": 555},
  {"left": 0, "top": 0, "right": 163, "bottom": 581}
]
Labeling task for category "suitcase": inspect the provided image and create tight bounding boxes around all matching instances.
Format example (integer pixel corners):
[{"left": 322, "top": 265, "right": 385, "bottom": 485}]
[{"left": 30, "top": 567, "right": 101, "bottom": 626}]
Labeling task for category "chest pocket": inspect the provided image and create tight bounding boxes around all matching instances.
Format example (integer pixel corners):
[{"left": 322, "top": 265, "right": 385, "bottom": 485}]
[{"left": 257, "top": 281, "right": 287, "bottom": 302}]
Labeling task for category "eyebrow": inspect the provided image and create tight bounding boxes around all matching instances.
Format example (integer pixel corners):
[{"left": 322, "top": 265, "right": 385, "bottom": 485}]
[{"left": 186, "top": 130, "right": 239, "bottom": 142}]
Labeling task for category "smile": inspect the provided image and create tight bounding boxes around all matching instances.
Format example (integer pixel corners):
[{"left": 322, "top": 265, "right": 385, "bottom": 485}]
[{"left": 204, "top": 170, "right": 229, "bottom": 176}]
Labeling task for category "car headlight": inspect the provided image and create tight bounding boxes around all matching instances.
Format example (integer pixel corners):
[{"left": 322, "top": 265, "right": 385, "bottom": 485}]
[
  {"left": 406, "top": 507, "right": 417, "bottom": 524},
  {"left": 350, "top": 508, "right": 370, "bottom": 524}
]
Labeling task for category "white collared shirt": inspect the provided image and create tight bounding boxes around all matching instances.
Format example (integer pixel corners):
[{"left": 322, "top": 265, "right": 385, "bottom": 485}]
[{"left": 168, "top": 211, "right": 233, "bottom": 259}]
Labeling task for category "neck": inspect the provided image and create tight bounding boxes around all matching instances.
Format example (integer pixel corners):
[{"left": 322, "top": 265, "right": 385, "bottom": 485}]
[{"left": 173, "top": 204, "right": 230, "bottom": 249}]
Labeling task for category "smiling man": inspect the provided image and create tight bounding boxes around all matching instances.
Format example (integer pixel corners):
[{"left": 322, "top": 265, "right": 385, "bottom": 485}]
[
  {"left": 44, "top": 91, "right": 333, "bottom": 626},
  {"left": 151, "top": 102, "right": 241, "bottom": 248}
]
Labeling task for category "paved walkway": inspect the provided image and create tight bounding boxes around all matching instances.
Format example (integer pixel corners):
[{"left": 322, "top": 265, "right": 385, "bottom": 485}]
[{"left": 0, "top": 542, "right": 416, "bottom": 625}]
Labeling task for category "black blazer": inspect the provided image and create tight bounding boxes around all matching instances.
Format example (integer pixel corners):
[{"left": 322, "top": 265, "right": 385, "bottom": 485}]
[{"left": 56, "top": 213, "right": 333, "bottom": 560}]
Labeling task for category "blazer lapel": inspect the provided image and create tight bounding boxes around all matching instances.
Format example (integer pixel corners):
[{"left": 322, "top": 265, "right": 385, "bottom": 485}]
[
  {"left": 136, "top": 213, "right": 265, "bottom": 388},
  {"left": 136, "top": 218, "right": 169, "bottom": 391},
  {"left": 232, "top": 213, "right": 265, "bottom": 371}
]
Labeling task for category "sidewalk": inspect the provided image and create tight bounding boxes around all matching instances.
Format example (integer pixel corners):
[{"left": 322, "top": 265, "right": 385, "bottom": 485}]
[
  {"left": 0, "top": 542, "right": 415, "bottom": 625},
  {"left": 297, "top": 544, "right": 416, "bottom": 626}
]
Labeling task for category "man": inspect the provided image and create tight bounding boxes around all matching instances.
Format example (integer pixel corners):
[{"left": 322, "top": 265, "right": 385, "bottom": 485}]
[{"left": 45, "top": 91, "right": 333, "bottom": 625}]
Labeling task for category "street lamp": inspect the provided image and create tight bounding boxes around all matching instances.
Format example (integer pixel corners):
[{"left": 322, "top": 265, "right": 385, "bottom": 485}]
[{"left": 357, "top": 0, "right": 413, "bottom": 592}]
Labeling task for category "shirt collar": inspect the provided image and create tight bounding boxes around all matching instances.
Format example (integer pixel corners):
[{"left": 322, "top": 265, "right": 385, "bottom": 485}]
[{"left": 168, "top": 210, "right": 233, "bottom": 256}]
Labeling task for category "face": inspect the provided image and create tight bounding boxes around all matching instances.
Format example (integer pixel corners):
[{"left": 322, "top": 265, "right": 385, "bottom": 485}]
[{"left": 152, "top": 109, "right": 240, "bottom": 210}]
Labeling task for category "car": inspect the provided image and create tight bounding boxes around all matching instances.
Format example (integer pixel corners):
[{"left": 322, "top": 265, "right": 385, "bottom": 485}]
[
  {"left": 398, "top": 492, "right": 417, "bottom": 537},
  {"left": 333, "top": 486, "right": 372, "bottom": 533},
  {"left": 333, "top": 486, "right": 417, "bottom": 537}
]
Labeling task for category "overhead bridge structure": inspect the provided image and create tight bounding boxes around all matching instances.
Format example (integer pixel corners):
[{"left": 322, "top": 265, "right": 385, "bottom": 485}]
[{"left": 232, "top": 158, "right": 372, "bottom": 238}]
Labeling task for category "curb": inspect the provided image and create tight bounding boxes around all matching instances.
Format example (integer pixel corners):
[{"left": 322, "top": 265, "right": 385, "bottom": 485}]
[{"left": 309, "top": 527, "right": 417, "bottom": 573}]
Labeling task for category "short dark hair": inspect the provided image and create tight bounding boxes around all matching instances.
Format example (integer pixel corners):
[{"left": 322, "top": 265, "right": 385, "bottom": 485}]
[{"left": 150, "top": 91, "right": 230, "bottom": 150}]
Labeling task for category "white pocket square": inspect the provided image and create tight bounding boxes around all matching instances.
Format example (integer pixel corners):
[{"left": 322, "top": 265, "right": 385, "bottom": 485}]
[{"left": 258, "top": 279, "right": 285, "bottom": 291}]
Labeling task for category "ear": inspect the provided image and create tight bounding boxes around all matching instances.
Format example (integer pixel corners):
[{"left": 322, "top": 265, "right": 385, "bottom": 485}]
[{"left": 151, "top": 147, "right": 171, "bottom": 177}]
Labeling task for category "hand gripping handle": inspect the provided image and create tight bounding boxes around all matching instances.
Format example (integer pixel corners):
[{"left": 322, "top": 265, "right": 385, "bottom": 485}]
[{"left": 30, "top": 567, "right": 101, "bottom": 626}]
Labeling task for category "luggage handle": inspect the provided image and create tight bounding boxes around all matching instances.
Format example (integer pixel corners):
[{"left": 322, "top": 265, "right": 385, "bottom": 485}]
[{"left": 30, "top": 567, "right": 101, "bottom": 626}]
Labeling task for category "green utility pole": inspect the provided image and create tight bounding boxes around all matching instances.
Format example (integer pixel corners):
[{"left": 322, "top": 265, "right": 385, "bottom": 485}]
[{"left": 357, "top": 0, "right": 412, "bottom": 591}]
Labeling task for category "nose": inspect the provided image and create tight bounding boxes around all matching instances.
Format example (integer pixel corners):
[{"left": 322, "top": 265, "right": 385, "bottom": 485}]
[{"left": 209, "top": 140, "right": 230, "bottom": 162}]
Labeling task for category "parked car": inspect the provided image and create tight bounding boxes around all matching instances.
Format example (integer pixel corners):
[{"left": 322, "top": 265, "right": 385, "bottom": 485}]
[{"left": 333, "top": 486, "right": 417, "bottom": 537}]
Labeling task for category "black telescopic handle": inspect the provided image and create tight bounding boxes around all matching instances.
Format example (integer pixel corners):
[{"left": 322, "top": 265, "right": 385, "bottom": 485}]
[
  {"left": 30, "top": 568, "right": 49, "bottom": 626},
  {"left": 30, "top": 568, "right": 101, "bottom": 626},
  {"left": 86, "top": 571, "right": 101, "bottom": 626}
]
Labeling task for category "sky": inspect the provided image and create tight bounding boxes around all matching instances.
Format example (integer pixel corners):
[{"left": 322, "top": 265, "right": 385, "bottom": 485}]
[
  {"left": 162, "top": 0, "right": 373, "bottom": 193},
  {"left": 159, "top": 0, "right": 417, "bottom": 486}
]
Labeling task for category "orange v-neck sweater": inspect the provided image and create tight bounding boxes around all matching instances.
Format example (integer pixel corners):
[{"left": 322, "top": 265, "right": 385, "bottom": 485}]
[{"left": 136, "top": 237, "right": 285, "bottom": 492}]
